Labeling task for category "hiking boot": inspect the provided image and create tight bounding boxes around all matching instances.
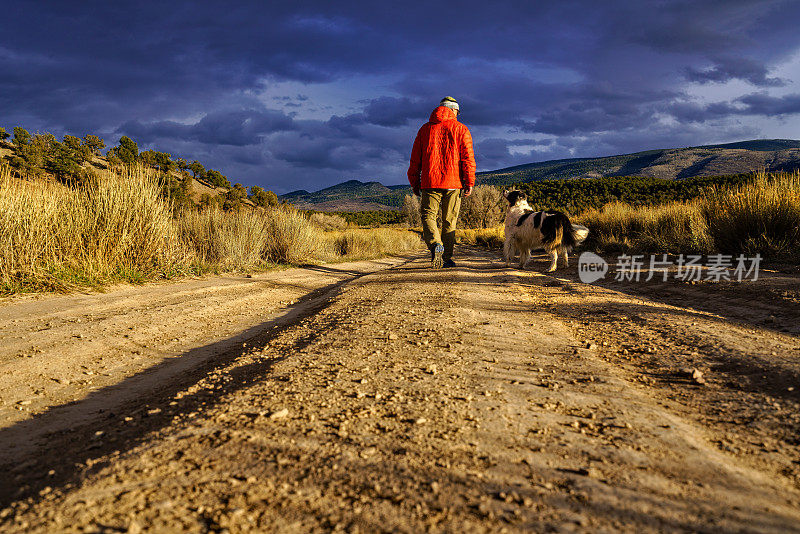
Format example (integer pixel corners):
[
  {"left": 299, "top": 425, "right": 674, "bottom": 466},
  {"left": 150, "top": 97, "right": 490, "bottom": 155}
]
[
  {"left": 431, "top": 244, "right": 444, "bottom": 269},
  {"left": 443, "top": 259, "right": 456, "bottom": 268}
]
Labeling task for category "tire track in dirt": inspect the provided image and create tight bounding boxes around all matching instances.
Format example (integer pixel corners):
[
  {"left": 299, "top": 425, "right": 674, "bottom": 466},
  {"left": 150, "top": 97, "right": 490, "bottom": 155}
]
[
  {"left": 0, "top": 258, "right": 410, "bottom": 471},
  {"left": 2, "top": 248, "right": 799, "bottom": 532}
]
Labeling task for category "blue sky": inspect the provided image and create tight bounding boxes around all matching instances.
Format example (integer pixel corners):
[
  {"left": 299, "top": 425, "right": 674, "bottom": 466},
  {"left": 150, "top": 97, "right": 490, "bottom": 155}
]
[{"left": 2, "top": 0, "right": 800, "bottom": 193}]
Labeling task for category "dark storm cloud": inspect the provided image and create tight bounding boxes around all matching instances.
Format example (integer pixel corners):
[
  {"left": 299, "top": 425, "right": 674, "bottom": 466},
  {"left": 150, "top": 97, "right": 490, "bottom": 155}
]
[
  {"left": 361, "top": 97, "right": 431, "bottom": 128},
  {"left": 667, "top": 93, "right": 800, "bottom": 123},
  {"left": 685, "top": 57, "right": 786, "bottom": 87},
  {"left": 737, "top": 93, "right": 800, "bottom": 115},
  {"left": 120, "top": 109, "right": 296, "bottom": 147},
  {"left": 3, "top": 0, "right": 800, "bottom": 191}
]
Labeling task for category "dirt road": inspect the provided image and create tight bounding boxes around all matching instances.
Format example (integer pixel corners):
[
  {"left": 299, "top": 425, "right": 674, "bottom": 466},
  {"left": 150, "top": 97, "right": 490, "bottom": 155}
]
[{"left": 1, "top": 248, "right": 799, "bottom": 532}]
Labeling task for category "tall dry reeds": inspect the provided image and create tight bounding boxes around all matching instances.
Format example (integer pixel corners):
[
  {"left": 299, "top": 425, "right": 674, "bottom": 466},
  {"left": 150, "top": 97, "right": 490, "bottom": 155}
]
[
  {"left": 309, "top": 212, "right": 349, "bottom": 231},
  {"left": 264, "top": 207, "right": 331, "bottom": 264},
  {"left": 178, "top": 205, "right": 333, "bottom": 268},
  {"left": 702, "top": 171, "right": 800, "bottom": 257},
  {"left": 178, "top": 209, "right": 274, "bottom": 270},
  {"left": 578, "top": 201, "right": 711, "bottom": 254},
  {"left": 1, "top": 161, "right": 422, "bottom": 294},
  {"left": 575, "top": 171, "right": 800, "bottom": 258},
  {"left": 327, "top": 228, "right": 422, "bottom": 259},
  {"left": 0, "top": 164, "right": 188, "bottom": 292}
]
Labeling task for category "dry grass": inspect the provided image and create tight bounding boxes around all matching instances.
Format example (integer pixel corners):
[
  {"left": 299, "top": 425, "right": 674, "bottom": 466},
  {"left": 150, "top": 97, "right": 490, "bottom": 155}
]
[
  {"left": 0, "top": 162, "right": 423, "bottom": 293},
  {"left": 178, "top": 209, "right": 273, "bottom": 270},
  {"left": 702, "top": 171, "right": 800, "bottom": 257},
  {"left": 0, "top": 164, "right": 189, "bottom": 292},
  {"left": 456, "top": 226, "right": 505, "bottom": 249},
  {"left": 575, "top": 171, "right": 800, "bottom": 258},
  {"left": 263, "top": 207, "right": 331, "bottom": 264},
  {"left": 327, "top": 228, "right": 423, "bottom": 259},
  {"left": 577, "top": 201, "right": 712, "bottom": 254},
  {"left": 178, "top": 206, "right": 334, "bottom": 268},
  {"left": 309, "top": 212, "right": 349, "bottom": 231}
]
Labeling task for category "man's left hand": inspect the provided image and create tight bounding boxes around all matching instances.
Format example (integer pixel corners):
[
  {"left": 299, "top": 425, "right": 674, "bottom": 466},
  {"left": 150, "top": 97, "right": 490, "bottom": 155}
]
[{"left": 463, "top": 186, "right": 473, "bottom": 197}]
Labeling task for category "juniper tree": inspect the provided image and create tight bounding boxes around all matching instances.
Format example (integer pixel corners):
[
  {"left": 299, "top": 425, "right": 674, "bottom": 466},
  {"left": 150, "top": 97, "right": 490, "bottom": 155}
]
[
  {"left": 12, "top": 127, "right": 31, "bottom": 147},
  {"left": 154, "top": 151, "right": 175, "bottom": 174},
  {"left": 63, "top": 135, "right": 91, "bottom": 164},
  {"left": 47, "top": 140, "right": 82, "bottom": 180},
  {"left": 111, "top": 136, "right": 138, "bottom": 164},
  {"left": 10, "top": 130, "right": 45, "bottom": 177},
  {"left": 205, "top": 169, "right": 230, "bottom": 188},
  {"left": 187, "top": 160, "right": 205, "bottom": 179},
  {"left": 249, "top": 186, "right": 279, "bottom": 208},
  {"left": 82, "top": 135, "right": 105, "bottom": 155}
]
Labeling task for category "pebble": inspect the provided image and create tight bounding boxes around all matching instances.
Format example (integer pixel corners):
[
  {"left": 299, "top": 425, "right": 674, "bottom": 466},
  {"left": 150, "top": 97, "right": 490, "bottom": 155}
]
[
  {"left": 269, "top": 408, "right": 289, "bottom": 420},
  {"left": 577, "top": 467, "right": 600, "bottom": 478}
]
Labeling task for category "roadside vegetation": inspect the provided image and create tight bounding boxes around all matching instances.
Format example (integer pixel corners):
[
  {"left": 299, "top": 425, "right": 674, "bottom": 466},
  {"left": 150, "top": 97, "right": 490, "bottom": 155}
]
[
  {"left": 515, "top": 173, "right": 756, "bottom": 214},
  {"left": 0, "top": 161, "right": 422, "bottom": 294},
  {"left": 417, "top": 172, "right": 800, "bottom": 261},
  {"left": 0, "top": 165, "right": 189, "bottom": 292},
  {"left": 579, "top": 171, "right": 800, "bottom": 258},
  {"left": 323, "top": 210, "right": 404, "bottom": 227},
  {"left": 0, "top": 126, "right": 279, "bottom": 212}
]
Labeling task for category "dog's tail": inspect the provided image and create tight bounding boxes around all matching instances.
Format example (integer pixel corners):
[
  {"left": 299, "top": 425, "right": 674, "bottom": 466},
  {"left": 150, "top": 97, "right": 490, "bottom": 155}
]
[
  {"left": 572, "top": 223, "right": 590, "bottom": 244},
  {"left": 541, "top": 212, "right": 578, "bottom": 251}
]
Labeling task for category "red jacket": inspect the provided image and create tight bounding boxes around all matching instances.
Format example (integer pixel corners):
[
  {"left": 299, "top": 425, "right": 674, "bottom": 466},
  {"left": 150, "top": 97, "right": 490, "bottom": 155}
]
[{"left": 407, "top": 106, "right": 476, "bottom": 190}]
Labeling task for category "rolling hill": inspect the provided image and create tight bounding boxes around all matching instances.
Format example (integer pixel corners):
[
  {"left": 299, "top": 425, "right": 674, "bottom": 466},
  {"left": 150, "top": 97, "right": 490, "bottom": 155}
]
[
  {"left": 477, "top": 139, "right": 800, "bottom": 186},
  {"left": 281, "top": 180, "right": 409, "bottom": 211},
  {"left": 283, "top": 139, "right": 800, "bottom": 211}
]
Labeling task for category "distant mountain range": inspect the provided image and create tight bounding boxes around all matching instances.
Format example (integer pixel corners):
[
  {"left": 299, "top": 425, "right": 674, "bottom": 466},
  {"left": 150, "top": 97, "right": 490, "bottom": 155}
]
[{"left": 281, "top": 139, "right": 800, "bottom": 211}]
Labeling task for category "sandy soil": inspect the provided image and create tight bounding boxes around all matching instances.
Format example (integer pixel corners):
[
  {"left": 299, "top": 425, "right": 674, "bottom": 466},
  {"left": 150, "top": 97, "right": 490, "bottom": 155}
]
[{"left": 0, "top": 248, "right": 798, "bottom": 533}]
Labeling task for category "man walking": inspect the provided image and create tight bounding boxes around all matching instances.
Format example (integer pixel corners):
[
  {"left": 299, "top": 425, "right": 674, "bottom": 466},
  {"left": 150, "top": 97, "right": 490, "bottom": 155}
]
[{"left": 407, "top": 96, "right": 476, "bottom": 268}]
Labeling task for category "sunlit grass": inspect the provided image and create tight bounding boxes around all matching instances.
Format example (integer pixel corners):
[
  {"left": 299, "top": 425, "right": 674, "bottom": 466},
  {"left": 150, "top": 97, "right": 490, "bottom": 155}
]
[
  {"left": 576, "top": 171, "right": 800, "bottom": 258},
  {"left": 0, "top": 163, "right": 423, "bottom": 294},
  {"left": 0, "top": 164, "right": 189, "bottom": 293},
  {"left": 702, "top": 171, "right": 800, "bottom": 257}
]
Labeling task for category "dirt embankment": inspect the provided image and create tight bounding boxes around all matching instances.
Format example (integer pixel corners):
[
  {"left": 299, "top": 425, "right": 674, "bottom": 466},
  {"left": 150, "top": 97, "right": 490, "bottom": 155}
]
[{"left": 1, "top": 249, "right": 799, "bottom": 533}]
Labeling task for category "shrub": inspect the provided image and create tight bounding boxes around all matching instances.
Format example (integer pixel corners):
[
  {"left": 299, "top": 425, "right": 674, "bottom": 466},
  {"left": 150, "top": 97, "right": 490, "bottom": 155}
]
[
  {"left": 263, "top": 207, "right": 329, "bottom": 264},
  {"left": 249, "top": 186, "right": 279, "bottom": 208},
  {"left": 701, "top": 171, "right": 800, "bottom": 258},
  {"left": 578, "top": 201, "right": 711, "bottom": 254},
  {"left": 178, "top": 208, "right": 274, "bottom": 270},
  {"left": 0, "top": 164, "right": 190, "bottom": 292},
  {"left": 309, "top": 212, "right": 349, "bottom": 231},
  {"left": 459, "top": 185, "right": 504, "bottom": 228},
  {"left": 327, "top": 228, "right": 422, "bottom": 258},
  {"left": 333, "top": 210, "right": 404, "bottom": 227},
  {"left": 401, "top": 194, "right": 422, "bottom": 227},
  {"left": 514, "top": 173, "right": 754, "bottom": 214}
]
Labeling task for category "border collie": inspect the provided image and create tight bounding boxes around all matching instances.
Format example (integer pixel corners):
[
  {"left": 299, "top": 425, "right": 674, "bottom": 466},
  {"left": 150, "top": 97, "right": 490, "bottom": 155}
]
[{"left": 503, "top": 190, "right": 589, "bottom": 272}]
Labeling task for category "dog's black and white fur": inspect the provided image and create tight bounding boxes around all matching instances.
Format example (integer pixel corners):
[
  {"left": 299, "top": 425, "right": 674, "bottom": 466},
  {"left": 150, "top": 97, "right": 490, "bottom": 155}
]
[{"left": 503, "top": 190, "right": 589, "bottom": 271}]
